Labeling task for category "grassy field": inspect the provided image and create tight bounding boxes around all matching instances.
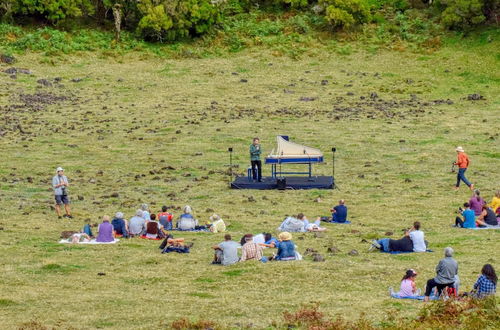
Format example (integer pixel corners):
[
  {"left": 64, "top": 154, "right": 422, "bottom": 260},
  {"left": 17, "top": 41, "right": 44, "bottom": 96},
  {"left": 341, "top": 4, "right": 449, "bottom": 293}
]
[{"left": 0, "top": 36, "right": 499, "bottom": 329}]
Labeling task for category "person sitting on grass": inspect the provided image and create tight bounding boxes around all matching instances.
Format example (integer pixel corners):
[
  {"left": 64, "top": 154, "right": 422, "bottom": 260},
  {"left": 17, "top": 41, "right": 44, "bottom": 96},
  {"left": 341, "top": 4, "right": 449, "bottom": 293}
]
[
  {"left": 112, "top": 212, "right": 129, "bottom": 238},
  {"left": 261, "top": 233, "right": 279, "bottom": 248},
  {"left": 390, "top": 269, "right": 422, "bottom": 298},
  {"left": 140, "top": 203, "right": 150, "bottom": 221},
  {"left": 409, "top": 221, "right": 426, "bottom": 252},
  {"left": 471, "top": 264, "right": 497, "bottom": 298},
  {"left": 489, "top": 190, "right": 500, "bottom": 214},
  {"left": 144, "top": 214, "right": 162, "bottom": 239},
  {"left": 370, "top": 229, "right": 413, "bottom": 253},
  {"left": 240, "top": 234, "right": 266, "bottom": 262},
  {"left": 297, "top": 213, "right": 327, "bottom": 232},
  {"left": 82, "top": 219, "right": 95, "bottom": 238},
  {"left": 424, "top": 247, "right": 458, "bottom": 302},
  {"left": 455, "top": 203, "right": 476, "bottom": 228},
  {"left": 275, "top": 232, "right": 296, "bottom": 261},
  {"left": 469, "top": 189, "right": 485, "bottom": 216},
  {"left": 177, "top": 205, "right": 198, "bottom": 230},
  {"left": 331, "top": 199, "right": 348, "bottom": 223},
  {"left": 157, "top": 205, "right": 173, "bottom": 231},
  {"left": 207, "top": 214, "right": 226, "bottom": 233},
  {"left": 129, "top": 209, "right": 147, "bottom": 236},
  {"left": 212, "top": 234, "right": 240, "bottom": 265},
  {"left": 476, "top": 205, "right": 498, "bottom": 227},
  {"left": 96, "top": 216, "right": 115, "bottom": 243}
]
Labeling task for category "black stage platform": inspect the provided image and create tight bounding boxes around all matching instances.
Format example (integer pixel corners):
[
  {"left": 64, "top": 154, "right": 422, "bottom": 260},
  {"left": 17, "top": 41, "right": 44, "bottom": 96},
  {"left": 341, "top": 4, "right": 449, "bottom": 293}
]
[{"left": 231, "top": 176, "right": 334, "bottom": 190}]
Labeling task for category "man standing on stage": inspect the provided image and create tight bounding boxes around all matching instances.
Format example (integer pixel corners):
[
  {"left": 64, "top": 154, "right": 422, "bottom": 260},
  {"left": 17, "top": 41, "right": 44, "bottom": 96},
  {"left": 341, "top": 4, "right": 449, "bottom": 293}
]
[
  {"left": 53, "top": 167, "right": 72, "bottom": 219},
  {"left": 454, "top": 146, "right": 474, "bottom": 191},
  {"left": 250, "top": 137, "right": 262, "bottom": 182}
]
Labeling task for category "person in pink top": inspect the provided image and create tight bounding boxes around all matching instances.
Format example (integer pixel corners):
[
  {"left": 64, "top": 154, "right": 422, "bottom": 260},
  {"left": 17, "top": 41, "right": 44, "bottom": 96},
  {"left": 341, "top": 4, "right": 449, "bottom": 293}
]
[
  {"left": 469, "top": 189, "right": 485, "bottom": 216},
  {"left": 390, "top": 269, "right": 423, "bottom": 299}
]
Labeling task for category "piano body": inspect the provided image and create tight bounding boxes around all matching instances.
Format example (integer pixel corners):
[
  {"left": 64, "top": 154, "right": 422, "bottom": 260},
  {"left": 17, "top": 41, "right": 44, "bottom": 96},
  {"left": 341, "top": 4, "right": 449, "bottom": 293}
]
[{"left": 265, "top": 136, "right": 324, "bottom": 178}]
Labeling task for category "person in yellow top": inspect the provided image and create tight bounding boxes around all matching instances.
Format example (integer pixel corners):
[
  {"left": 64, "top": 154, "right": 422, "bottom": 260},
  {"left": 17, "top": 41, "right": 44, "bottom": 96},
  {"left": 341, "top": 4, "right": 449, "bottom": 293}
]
[{"left": 489, "top": 191, "right": 500, "bottom": 213}]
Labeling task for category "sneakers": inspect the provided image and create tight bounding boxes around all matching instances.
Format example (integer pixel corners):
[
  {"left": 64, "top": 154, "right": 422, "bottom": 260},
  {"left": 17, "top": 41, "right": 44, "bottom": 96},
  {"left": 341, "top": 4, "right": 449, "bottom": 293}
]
[
  {"left": 63, "top": 214, "right": 73, "bottom": 219},
  {"left": 371, "top": 239, "right": 381, "bottom": 249}
]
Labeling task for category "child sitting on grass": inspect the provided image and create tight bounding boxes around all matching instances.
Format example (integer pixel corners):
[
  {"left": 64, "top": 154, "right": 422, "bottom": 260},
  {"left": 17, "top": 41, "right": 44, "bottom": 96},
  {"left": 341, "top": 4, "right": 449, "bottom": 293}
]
[{"left": 390, "top": 269, "right": 423, "bottom": 299}]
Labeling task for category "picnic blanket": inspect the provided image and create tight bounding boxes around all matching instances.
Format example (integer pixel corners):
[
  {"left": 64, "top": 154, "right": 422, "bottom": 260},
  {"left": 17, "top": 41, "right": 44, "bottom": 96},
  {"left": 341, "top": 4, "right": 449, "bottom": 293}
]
[
  {"left": 329, "top": 220, "right": 351, "bottom": 224},
  {"left": 320, "top": 216, "right": 351, "bottom": 224},
  {"left": 381, "top": 249, "right": 433, "bottom": 254},
  {"left": 59, "top": 239, "right": 120, "bottom": 244},
  {"left": 139, "top": 235, "right": 162, "bottom": 240},
  {"left": 171, "top": 228, "right": 209, "bottom": 232},
  {"left": 469, "top": 225, "right": 500, "bottom": 230}
]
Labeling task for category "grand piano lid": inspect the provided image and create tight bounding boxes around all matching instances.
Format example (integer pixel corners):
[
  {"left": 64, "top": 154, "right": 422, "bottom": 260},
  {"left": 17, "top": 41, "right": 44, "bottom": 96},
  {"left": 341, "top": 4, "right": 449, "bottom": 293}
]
[{"left": 267, "top": 135, "right": 323, "bottom": 159}]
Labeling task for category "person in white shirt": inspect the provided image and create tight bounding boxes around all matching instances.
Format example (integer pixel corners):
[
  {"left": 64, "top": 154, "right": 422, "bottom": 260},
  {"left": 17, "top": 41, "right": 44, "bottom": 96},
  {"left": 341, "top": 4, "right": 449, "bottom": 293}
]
[{"left": 409, "top": 221, "right": 426, "bottom": 252}]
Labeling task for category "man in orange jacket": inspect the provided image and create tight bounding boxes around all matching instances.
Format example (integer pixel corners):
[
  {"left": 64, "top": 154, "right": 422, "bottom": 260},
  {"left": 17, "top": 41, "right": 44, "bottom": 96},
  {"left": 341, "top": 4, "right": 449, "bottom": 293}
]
[{"left": 454, "top": 146, "right": 474, "bottom": 191}]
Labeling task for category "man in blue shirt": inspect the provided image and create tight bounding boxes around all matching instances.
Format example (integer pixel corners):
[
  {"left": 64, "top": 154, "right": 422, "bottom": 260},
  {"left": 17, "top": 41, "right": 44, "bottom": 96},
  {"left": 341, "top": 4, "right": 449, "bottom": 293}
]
[
  {"left": 331, "top": 199, "right": 348, "bottom": 223},
  {"left": 455, "top": 202, "right": 476, "bottom": 228}
]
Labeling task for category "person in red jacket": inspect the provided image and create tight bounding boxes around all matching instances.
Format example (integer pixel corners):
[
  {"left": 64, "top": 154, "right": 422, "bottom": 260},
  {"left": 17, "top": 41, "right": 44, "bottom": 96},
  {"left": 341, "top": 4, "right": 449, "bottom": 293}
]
[{"left": 454, "top": 146, "right": 474, "bottom": 191}]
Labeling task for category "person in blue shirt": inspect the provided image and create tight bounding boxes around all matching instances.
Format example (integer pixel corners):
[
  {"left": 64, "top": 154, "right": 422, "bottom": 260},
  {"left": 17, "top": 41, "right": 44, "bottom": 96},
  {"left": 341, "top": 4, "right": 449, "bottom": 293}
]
[
  {"left": 275, "top": 232, "right": 296, "bottom": 261},
  {"left": 455, "top": 202, "right": 476, "bottom": 228},
  {"left": 261, "top": 233, "right": 279, "bottom": 248},
  {"left": 331, "top": 199, "right": 348, "bottom": 223}
]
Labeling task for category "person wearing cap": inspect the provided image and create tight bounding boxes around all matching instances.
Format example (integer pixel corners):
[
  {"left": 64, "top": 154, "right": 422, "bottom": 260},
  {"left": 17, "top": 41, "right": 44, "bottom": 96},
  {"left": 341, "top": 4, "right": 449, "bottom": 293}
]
[
  {"left": 275, "top": 232, "right": 296, "bottom": 261},
  {"left": 112, "top": 212, "right": 129, "bottom": 238},
  {"left": 52, "top": 167, "right": 72, "bottom": 219},
  {"left": 390, "top": 269, "right": 422, "bottom": 299},
  {"left": 423, "top": 247, "right": 458, "bottom": 302},
  {"left": 207, "top": 214, "right": 226, "bottom": 233},
  {"left": 454, "top": 146, "right": 473, "bottom": 191}
]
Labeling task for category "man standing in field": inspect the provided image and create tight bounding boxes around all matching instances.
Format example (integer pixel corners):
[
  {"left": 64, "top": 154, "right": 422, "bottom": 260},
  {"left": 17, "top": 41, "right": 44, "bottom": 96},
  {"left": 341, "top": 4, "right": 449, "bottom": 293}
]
[
  {"left": 454, "top": 146, "right": 474, "bottom": 191},
  {"left": 250, "top": 137, "right": 262, "bottom": 182},
  {"left": 52, "top": 167, "right": 72, "bottom": 219}
]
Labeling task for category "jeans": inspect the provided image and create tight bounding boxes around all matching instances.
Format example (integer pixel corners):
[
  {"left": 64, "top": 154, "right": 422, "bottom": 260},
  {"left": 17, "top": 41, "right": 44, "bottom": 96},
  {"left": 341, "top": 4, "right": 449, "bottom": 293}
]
[
  {"left": 251, "top": 160, "right": 262, "bottom": 181},
  {"left": 377, "top": 238, "right": 391, "bottom": 252},
  {"left": 425, "top": 278, "right": 454, "bottom": 297},
  {"left": 456, "top": 168, "right": 471, "bottom": 187}
]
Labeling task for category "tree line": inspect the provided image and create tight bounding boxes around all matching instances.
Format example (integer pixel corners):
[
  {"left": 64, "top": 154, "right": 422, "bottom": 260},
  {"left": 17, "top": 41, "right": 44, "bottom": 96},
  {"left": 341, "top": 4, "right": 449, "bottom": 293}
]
[{"left": 0, "top": 0, "right": 497, "bottom": 42}]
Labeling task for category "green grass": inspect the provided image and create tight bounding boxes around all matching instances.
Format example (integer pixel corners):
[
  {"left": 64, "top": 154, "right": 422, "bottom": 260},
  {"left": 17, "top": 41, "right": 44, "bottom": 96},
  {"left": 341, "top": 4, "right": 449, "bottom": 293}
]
[{"left": 0, "top": 35, "right": 499, "bottom": 329}]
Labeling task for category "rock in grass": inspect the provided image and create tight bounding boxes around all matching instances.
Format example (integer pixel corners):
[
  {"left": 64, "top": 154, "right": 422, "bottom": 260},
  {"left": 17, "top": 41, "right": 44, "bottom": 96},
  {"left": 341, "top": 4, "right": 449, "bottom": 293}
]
[
  {"left": 37, "top": 79, "right": 53, "bottom": 87},
  {"left": 0, "top": 54, "right": 15, "bottom": 64},
  {"left": 467, "top": 94, "right": 484, "bottom": 101},
  {"left": 97, "top": 272, "right": 106, "bottom": 276},
  {"left": 327, "top": 246, "right": 340, "bottom": 254},
  {"left": 385, "top": 231, "right": 393, "bottom": 236},
  {"left": 312, "top": 253, "right": 325, "bottom": 262},
  {"left": 348, "top": 249, "right": 359, "bottom": 256}
]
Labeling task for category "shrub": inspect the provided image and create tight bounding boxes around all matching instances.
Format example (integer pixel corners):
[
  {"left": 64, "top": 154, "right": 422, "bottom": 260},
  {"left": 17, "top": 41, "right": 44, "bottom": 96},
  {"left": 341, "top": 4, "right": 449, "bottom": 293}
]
[
  {"left": 13, "top": 0, "right": 94, "bottom": 22},
  {"left": 438, "top": 0, "right": 487, "bottom": 30},
  {"left": 137, "top": 0, "right": 222, "bottom": 41},
  {"left": 319, "top": 0, "right": 371, "bottom": 28}
]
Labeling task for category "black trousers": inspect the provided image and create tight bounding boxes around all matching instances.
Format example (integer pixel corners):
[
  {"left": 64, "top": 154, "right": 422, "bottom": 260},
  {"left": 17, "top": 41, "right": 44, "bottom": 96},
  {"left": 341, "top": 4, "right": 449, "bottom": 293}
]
[
  {"left": 251, "top": 160, "right": 262, "bottom": 181},
  {"left": 455, "top": 216, "right": 464, "bottom": 227},
  {"left": 425, "top": 278, "right": 454, "bottom": 297}
]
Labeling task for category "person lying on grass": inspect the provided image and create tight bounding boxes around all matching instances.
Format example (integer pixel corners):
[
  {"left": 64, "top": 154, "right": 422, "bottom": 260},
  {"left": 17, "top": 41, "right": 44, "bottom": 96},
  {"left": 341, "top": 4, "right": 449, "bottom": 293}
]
[
  {"left": 112, "top": 212, "right": 129, "bottom": 238},
  {"left": 455, "top": 203, "right": 476, "bottom": 228},
  {"left": 160, "top": 237, "right": 193, "bottom": 253},
  {"left": 96, "top": 215, "right": 115, "bottom": 243},
  {"left": 424, "top": 247, "right": 458, "bottom": 302},
  {"left": 212, "top": 234, "right": 240, "bottom": 266},
  {"left": 273, "top": 232, "right": 296, "bottom": 261},
  {"left": 369, "top": 229, "right": 413, "bottom": 253},
  {"left": 476, "top": 205, "right": 498, "bottom": 227},
  {"left": 297, "top": 213, "right": 327, "bottom": 232}
]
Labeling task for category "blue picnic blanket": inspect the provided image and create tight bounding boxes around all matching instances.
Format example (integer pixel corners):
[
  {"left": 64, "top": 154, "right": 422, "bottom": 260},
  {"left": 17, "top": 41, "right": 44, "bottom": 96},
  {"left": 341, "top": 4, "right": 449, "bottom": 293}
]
[
  {"left": 381, "top": 249, "right": 433, "bottom": 254},
  {"left": 469, "top": 225, "right": 500, "bottom": 230}
]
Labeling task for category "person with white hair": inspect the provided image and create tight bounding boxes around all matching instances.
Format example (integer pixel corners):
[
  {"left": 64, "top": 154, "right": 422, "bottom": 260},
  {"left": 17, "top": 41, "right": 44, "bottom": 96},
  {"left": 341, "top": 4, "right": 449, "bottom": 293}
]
[
  {"left": 424, "top": 247, "right": 458, "bottom": 302},
  {"left": 129, "top": 209, "right": 146, "bottom": 236},
  {"left": 453, "top": 146, "right": 474, "bottom": 191},
  {"left": 52, "top": 167, "right": 72, "bottom": 219},
  {"left": 140, "top": 203, "right": 150, "bottom": 220},
  {"left": 112, "top": 212, "right": 129, "bottom": 238},
  {"left": 176, "top": 205, "right": 198, "bottom": 230}
]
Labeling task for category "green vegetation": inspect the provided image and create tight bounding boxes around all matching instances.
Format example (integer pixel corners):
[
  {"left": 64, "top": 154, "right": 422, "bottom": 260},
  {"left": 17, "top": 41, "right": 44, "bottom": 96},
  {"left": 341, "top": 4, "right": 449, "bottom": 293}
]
[{"left": 0, "top": 31, "right": 499, "bottom": 328}]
